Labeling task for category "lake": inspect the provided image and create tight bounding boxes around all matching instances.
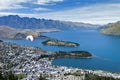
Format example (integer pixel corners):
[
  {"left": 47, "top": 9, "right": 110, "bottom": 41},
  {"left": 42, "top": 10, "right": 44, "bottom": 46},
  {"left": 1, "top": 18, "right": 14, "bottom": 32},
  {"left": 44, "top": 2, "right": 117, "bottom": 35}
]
[{"left": 2, "top": 29, "right": 120, "bottom": 72}]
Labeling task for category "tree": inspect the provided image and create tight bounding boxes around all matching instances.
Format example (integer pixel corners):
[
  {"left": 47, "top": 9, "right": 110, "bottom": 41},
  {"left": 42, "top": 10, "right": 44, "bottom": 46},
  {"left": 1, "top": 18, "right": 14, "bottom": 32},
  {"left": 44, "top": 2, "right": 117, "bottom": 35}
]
[{"left": 39, "top": 75, "right": 47, "bottom": 80}]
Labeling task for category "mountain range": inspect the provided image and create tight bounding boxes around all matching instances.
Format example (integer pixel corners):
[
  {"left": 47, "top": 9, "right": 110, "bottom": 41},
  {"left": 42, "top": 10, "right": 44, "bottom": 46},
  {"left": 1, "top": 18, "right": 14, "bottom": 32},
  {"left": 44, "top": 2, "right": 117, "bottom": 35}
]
[
  {"left": 0, "top": 15, "right": 99, "bottom": 30},
  {"left": 0, "top": 15, "right": 100, "bottom": 39},
  {"left": 1, "top": 15, "right": 120, "bottom": 38}
]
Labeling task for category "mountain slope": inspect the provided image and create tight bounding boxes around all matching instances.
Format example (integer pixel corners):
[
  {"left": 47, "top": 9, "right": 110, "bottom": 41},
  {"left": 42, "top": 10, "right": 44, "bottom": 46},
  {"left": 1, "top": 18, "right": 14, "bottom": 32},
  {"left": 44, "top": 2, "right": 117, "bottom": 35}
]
[
  {"left": 101, "top": 21, "right": 120, "bottom": 36},
  {"left": 0, "top": 15, "right": 99, "bottom": 30},
  {"left": 0, "top": 26, "right": 40, "bottom": 39}
]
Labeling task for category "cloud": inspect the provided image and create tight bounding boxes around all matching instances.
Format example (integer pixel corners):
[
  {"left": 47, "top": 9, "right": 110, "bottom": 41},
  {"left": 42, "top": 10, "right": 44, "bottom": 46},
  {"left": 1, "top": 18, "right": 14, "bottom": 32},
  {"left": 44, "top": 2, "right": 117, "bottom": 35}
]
[
  {"left": 35, "top": 0, "right": 64, "bottom": 5},
  {"left": 0, "top": 0, "right": 30, "bottom": 10},
  {"left": 34, "top": 7, "right": 51, "bottom": 11},
  {"left": 0, "top": 3, "right": 120, "bottom": 25},
  {"left": 32, "top": 3, "right": 120, "bottom": 24},
  {"left": 0, "top": 0, "right": 64, "bottom": 11}
]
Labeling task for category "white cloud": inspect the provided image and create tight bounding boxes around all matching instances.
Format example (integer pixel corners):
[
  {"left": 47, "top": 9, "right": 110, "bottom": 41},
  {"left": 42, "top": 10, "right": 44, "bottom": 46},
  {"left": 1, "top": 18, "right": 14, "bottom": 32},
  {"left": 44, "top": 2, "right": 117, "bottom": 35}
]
[
  {"left": 35, "top": 0, "right": 64, "bottom": 5},
  {"left": 32, "top": 3, "right": 120, "bottom": 24},
  {"left": 34, "top": 7, "right": 51, "bottom": 11},
  {"left": 0, "top": 0, "right": 30, "bottom": 10},
  {"left": 0, "top": 0, "right": 64, "bottom": 10},
  {"left": 0, "top": 3, "right": 120, "bottom": 25}
]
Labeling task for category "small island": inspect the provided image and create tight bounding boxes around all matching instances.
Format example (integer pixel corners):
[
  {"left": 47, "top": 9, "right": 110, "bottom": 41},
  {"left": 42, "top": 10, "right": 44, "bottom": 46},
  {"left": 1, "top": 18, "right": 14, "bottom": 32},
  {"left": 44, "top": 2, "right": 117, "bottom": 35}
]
[{"left": 42, "top": 39, "right": 80, "bottom": 47}]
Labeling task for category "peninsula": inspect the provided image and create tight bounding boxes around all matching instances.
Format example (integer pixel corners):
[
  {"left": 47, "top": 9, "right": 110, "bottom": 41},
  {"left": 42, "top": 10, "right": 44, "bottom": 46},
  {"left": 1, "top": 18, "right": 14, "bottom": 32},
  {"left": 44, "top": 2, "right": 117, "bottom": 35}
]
[
  {"left": 0, "top": 26, "right": 60, "bottom": 39},
  {"left": 101, "top": 21, "right": 120, "bottom": 36},
  {"left": 40, "top": 51, "right": 92, "bottom": 59}
]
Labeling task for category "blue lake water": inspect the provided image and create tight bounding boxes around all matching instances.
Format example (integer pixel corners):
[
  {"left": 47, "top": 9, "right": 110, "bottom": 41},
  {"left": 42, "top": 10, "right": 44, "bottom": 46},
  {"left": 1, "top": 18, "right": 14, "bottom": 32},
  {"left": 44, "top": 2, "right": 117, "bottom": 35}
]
[{"left": 2, "top": 29, "right": 120, "bottom": 72}]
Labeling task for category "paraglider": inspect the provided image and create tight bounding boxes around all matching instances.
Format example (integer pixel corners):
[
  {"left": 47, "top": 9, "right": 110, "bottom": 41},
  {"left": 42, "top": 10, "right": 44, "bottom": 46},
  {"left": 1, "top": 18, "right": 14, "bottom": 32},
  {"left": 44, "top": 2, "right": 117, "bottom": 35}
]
[{"left": 26, "top": 35, "right": 34, "bottom": 41}]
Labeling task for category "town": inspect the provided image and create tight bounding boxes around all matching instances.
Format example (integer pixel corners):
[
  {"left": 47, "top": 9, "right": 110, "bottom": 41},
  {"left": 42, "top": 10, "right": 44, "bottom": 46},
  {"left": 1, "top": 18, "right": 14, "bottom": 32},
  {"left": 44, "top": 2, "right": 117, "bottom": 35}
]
[{"left": 0, "top": 41, "right": 120, "bottom": 80}]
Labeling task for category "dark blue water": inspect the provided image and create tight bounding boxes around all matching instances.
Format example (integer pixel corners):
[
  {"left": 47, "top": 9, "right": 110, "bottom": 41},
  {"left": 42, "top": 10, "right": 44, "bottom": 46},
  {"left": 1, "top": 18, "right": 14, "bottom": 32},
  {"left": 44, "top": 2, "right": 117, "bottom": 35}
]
[{"left": 2, "top": 30, "right": 120, "bottom": 72}]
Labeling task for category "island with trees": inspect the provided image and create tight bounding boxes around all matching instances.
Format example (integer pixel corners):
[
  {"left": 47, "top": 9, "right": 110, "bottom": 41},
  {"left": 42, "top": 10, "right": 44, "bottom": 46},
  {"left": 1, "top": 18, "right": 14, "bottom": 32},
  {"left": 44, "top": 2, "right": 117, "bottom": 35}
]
[{"left": 42, "top": 39, "right": 80, "bottom": 47}]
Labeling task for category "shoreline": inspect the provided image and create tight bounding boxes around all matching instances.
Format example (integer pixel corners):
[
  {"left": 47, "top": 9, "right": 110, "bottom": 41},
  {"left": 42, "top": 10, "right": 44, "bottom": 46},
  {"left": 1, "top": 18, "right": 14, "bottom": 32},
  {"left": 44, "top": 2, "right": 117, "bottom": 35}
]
[
  {"left": 0, "top": 26, "right": 61, "bottom": 39},
  {"left": 0, "top": 41, "right": 120, "bottom": 79}
]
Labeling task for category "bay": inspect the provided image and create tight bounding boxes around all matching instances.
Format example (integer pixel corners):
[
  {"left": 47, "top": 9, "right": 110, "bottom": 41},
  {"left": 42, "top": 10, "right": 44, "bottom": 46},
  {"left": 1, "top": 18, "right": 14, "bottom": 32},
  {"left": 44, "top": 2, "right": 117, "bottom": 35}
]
[{"left": 2, "top": 29, "right": 120, "bottom": 72}]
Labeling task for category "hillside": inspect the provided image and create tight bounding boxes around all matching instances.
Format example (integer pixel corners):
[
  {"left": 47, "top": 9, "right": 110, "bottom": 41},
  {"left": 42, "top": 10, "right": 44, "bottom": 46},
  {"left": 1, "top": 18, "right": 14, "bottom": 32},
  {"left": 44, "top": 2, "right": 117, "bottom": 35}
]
[
  {"left": 0, "top": 26, "right": 40, "bottom": 39},
  {"left": 0, "top": 15, "right": 99, "bottom": 30},
  {"left": 101, "top": 21, "right": 120, "bottom": 36},
  {"left": 42, "top": 39, "right": 79, "bottom": 47}
]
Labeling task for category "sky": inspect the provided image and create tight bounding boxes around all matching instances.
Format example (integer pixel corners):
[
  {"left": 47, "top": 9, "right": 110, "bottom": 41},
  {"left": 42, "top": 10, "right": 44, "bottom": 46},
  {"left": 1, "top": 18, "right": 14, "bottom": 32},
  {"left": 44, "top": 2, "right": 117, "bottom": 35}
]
[{"left": 0, "top": 0, "right": 120, "bottom": 25}]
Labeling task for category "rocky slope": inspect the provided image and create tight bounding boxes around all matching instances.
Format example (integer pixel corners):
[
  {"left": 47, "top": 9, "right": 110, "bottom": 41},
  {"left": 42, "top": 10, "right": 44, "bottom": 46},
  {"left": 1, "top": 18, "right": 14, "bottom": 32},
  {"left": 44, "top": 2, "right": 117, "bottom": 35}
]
[
  {"left": 0, "top": 26, "right": 40, "bottom": 39},
  {"left": 101, "top": 21, "right": 120, "bottom": 36}
]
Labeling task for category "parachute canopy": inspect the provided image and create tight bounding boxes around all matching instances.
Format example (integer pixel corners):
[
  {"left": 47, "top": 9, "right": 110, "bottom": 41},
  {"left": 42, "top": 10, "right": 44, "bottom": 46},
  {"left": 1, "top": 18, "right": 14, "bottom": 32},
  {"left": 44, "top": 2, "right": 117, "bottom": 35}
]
[{"left": 26, "top": 35, "right": 34, "bottom": 41}]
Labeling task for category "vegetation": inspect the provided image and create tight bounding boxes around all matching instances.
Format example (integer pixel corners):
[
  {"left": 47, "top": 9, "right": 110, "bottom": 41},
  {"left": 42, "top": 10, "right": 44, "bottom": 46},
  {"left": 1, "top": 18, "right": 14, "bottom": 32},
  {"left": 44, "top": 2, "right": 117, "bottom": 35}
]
[
  {"left": 0, "top": 71, "right": 18, "bottom": 80},
  {"left": 39, "top": 75, "right": 47, "bottom": 80},
  {"left": 16, "top": 74, "right": 26, "bottom": 79},
  {"left": 0, "top": 71, "right": 26, "bottom": 80},
  {"left": 40, "top": 51, "right": 92, "bottom": 59},
  {"left": 42, "top": 39, "right": 79, "bottom": 47},
  {"left": 101, "top": 21, "right": 120, "bottom": 36},
  {"left": 59, "top": 70, "right": 120, "bottom": 80},
  {"left": 64, "top": 70, "right": 83, "bottom": 76},
  {"left": 85, "top": 73, "right": 120, "bottom": 80},
  {"left": 54, "top": 51, "right": 92, "bottom": 58}
]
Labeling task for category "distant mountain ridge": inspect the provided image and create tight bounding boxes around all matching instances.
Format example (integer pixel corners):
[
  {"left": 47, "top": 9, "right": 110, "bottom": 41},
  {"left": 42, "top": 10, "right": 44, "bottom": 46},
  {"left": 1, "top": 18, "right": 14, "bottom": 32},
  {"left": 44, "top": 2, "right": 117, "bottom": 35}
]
[
  {"left": 101, "top": 21, "right": 120, "bottom": 36},
  {"left": 0, "top": 15, "right": 99, "bottom": 30}
]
